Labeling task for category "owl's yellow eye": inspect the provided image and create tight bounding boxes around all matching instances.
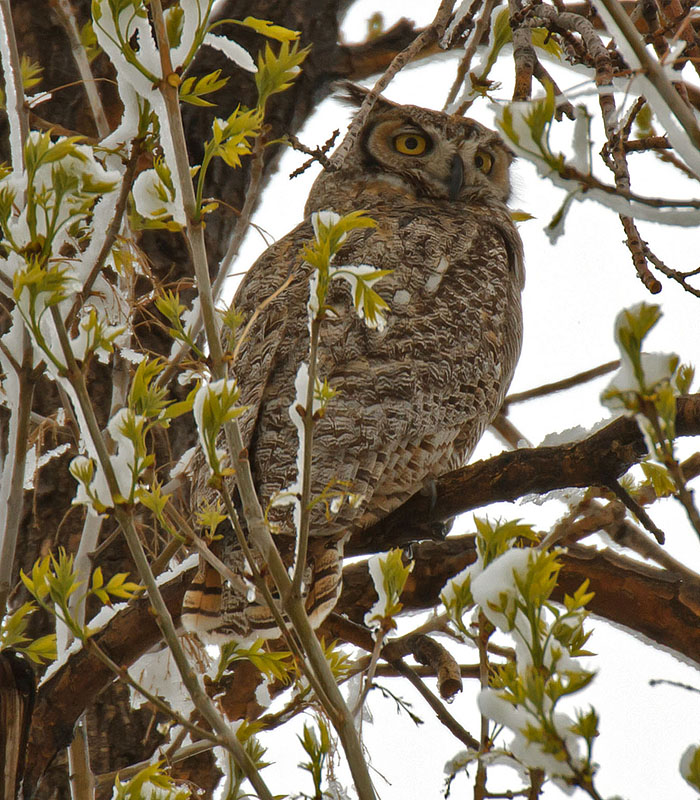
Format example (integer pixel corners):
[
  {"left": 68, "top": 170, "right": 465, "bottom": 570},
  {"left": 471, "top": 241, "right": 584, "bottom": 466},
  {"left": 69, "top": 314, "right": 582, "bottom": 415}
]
[
  {"left": 394, "top": 133, "right": 428, "bottom": 156},
  {"left": 474, "top": 150, "right": 493, "bottom": 173}
]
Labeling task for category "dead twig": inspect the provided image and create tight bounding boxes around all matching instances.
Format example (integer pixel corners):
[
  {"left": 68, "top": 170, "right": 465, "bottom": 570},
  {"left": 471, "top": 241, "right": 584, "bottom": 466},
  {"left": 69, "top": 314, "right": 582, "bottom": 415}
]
[
  {"left": 407, "top": 634, "right": 463, "bottom": 700},
  {"left": 605, "top": 478, "right": 665, "bottom": 543},
  {"left": 503, "top": 360, "right": 620, "bottom": 406},
  {"left": 288, "top": 129, "right": 339, "bottom": 177},
  {"left": 444, "top": 0, "right": 497, "bottom": 111},
  {"left": 643, "top": 244, "right": 700, "bottom": 298}
]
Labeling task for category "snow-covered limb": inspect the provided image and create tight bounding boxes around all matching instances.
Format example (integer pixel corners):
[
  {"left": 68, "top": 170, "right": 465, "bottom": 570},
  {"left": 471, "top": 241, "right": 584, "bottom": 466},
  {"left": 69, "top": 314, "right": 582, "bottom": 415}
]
[
  {"left": 203, "top": 32, "right": 256, "bottom": 72},
  {"left": 193, "top": 378, "right": 242, "bottom": 475},
  {"left": 0, "top": 306, "right": 36, "bottom": 623},
  {"left": 497, "top": 99, "right": 700, "bottom": 227},
  {"left": 0, "top": 0, "right": 28, "bottom": 174},
  {"left": 590, "top": 0, "right": 700, "bottom": 174},
  {"left": 440, "top": 517, "right": 599, "bottom": 789},
  {"left": 478, "top": 689, "right": 584, "bottom": 783},
  {"left": 363, "top": 549, "right": 414, "bottom": 631}
]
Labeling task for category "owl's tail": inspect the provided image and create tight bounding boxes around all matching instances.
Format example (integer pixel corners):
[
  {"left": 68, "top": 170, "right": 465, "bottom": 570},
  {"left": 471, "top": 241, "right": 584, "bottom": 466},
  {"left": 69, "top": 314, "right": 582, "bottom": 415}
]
[
  {"left": 181, "top": 559, "right": 225, "bottom": 634},
  {"left": 181, "top": 536, "right": 345, "bottom": 643}
]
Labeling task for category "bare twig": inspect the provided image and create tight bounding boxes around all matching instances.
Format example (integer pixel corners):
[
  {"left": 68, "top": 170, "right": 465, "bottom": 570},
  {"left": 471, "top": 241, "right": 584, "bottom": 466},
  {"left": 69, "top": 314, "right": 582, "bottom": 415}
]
[
  {"left": 556, "top": 161, "right": 700, "bottom": 209},
  {"left": 288, "top": 129, "right": 339, "bottom": 177},
  {"left": 474, "top": 610, "right": 492, "bottom": 799},
  {"left": 605, "top": 479, "right": 665, "bottom": 543},
  {"left": 503, "top": 360, "right": 620, "bottom": 406},
  {"left": 444, "top": 0, "right": 497, "bottom": 111},
  {"left": 602, "top": 506, "right": 700, "bottom": 584},
  {"left": 643, "top": 244, "right": 700, "bottom": 298},
  {"left": 291, "top": 314, "right": 322, "bottom": 599},
  {"left": 352, "top": 626, "right": 387, "bottom": 722},
  {"left": 214, "top": 130, "right": 268, "bottom": 302},
  {"left": 390, "top": 659, "right": 480, "bottom": 750},
  {"left": 489, "top": 411, "right": 532, "bottom": 449},
  {"left": 373, "top": 662, "right": 480, "bottom": 679},
  {"left": 52, "top": 0, "right": 110, "bottom": 138},
  {"left": 657, "top": 147, "right": 700, "bottom": 182},
  {"left": 620, "top": 216, "right": 663, "bottom": 293},
  {"left": 595, "top": 0, "right": 700, "bottom": 152},
  {"left": 624, "top": 135, "right": 671, "bottom": 152},
  {"left": 231, "top": 274, "right": 294, "bottom": 362},
  {"left": 555, "top": 3, "right": 662, "bottom": 293}
]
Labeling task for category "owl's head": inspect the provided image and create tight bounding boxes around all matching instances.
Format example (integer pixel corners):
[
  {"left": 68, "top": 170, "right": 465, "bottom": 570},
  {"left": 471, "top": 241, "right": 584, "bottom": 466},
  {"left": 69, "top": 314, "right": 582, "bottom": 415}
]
[{"left": 329, "top": 83, "right": 514, "bottom": 206}]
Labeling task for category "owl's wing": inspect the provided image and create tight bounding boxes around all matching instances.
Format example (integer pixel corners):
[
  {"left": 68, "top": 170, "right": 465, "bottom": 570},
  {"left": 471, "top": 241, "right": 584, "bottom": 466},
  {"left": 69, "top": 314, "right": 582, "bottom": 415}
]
[
  {"left": 306, "top": 205, "right": 522, "bottom": 533},
  {"left": 229, "top": 222, "right": 312, "bottom": 450},
  {"left": 240, "top": 208, "right": 520, "bottom": 541}
]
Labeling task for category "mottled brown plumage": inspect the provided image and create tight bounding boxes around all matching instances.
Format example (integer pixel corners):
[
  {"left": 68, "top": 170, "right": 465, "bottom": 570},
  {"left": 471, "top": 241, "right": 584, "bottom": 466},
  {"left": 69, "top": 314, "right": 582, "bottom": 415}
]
[{"left": 182, "top": 86, "right": 525, "bottom": 641}]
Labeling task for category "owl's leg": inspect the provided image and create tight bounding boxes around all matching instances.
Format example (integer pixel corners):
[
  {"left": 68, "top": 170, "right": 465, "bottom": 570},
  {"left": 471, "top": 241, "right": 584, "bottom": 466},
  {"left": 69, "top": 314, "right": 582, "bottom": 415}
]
[{"left": 304, "top": 535, "right": 346, "bottom": 628}]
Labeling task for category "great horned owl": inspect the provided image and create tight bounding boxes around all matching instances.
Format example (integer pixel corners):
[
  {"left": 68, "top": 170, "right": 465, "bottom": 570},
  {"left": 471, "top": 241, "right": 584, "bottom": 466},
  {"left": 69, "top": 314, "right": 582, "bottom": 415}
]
[{"left": 182, "top": 85, "right": 525, "bottom": 641}]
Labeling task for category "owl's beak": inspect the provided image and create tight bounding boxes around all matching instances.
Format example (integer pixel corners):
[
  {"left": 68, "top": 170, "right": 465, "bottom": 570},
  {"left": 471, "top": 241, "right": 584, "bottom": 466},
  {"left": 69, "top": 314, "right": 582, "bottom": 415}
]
[{"left": 448, "top": 153, "right": 464, "bottom": 200}]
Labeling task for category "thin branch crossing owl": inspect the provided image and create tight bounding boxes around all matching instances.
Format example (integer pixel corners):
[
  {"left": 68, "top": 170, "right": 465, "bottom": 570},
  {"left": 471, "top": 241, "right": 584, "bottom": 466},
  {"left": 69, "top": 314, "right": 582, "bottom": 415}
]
[{"left": 183, "top": 85, "right": 525, "bottom": 640}]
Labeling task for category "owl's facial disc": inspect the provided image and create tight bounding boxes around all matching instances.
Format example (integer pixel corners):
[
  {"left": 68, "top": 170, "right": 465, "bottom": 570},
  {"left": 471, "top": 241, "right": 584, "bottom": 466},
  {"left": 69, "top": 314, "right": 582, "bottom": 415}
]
[{"left": 361, "top": 112, "right": 512, "bottom": 203}]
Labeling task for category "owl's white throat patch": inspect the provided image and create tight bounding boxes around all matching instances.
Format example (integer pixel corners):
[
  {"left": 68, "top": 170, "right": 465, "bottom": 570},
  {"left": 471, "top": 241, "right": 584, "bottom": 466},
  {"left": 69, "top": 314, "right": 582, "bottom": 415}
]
[
  {"left": 424, "top": 256, "right": 450, "bottom": 294},
  {"left": 369, "top": 172, "right": 415, "bottom": 195}
]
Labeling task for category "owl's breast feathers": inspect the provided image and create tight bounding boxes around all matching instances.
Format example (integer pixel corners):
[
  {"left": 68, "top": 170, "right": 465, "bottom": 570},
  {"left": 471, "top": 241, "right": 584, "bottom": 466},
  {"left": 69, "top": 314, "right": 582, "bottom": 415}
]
[
  {"left": 183, "top": 194, "right": 524, "bottom": 641},
  {"left": 227, "top": 196, "right": 522, "bottom": 538},
  {"left": 184, "top": 93, "right": 525, "bottom": 640}
]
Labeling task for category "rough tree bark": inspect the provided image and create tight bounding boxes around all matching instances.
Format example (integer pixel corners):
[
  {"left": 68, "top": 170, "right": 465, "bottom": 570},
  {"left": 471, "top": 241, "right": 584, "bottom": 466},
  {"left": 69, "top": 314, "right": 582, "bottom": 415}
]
[
  {"left": 3, "top": 1, "right": 699, "bottom": 798},
  {"left": 7, "top": 1, "right": 413, "bottom": 795}
]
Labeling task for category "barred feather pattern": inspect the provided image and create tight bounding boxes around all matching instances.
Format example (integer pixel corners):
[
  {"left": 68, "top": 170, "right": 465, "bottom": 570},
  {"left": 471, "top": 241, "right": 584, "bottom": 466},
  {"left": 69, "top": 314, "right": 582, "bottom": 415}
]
[{"left": 182, "top": 89, "right": 524, "bottom": 642}]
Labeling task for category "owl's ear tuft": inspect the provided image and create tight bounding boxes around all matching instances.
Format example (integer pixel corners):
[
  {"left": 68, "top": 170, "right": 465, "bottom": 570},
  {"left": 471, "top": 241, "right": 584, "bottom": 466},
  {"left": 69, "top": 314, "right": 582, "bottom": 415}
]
[
  {"left": 333, "top": 81, "right": 370, "bottom": 107},
  {"left": 333, "top": 81, "right": 397, "bottom": 111}
]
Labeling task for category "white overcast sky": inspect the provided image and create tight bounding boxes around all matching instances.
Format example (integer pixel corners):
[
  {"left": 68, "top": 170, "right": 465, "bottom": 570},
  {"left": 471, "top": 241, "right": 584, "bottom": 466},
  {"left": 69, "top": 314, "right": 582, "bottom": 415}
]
[{"left": 224, "top": 2, "right": 700, "bottom": 797}]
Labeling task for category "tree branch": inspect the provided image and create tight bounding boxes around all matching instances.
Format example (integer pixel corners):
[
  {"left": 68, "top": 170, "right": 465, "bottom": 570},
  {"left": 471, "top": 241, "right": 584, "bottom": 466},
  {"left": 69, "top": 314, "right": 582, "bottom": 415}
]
[
  {"left": 24, "top": 395, "right": 700, "bottom": 792},
  {"left": 349, "top": 394, "right": 700, "bottom": 554}
]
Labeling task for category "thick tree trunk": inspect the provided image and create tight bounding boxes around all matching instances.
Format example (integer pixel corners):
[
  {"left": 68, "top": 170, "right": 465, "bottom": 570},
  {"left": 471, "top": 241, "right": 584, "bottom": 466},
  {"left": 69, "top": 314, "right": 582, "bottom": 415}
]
[
  {"left": 6, "top": 1, "right": 700, "bottom": 796},
  {"left": 7, "top": 1, "right": 357, "bottom": 795}
]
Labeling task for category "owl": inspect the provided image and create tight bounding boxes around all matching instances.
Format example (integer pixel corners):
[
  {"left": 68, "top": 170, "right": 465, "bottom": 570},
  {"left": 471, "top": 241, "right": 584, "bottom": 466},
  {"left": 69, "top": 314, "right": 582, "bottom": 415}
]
[{"left": 182, "top": 84, "right": 525, "bottom": 641}]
